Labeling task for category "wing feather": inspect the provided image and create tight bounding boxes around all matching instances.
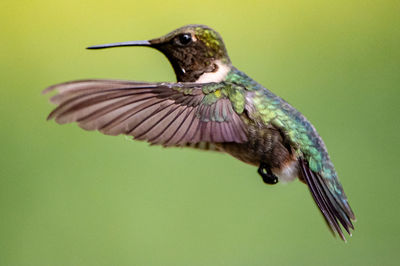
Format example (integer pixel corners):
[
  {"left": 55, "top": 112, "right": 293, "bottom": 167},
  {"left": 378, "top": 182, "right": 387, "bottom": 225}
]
[
  {"left": 44, "top": 80, "right": 248, "bottom": 145},
  {"left": 149, "top": 107, "right": 191, "bottom": 145}
]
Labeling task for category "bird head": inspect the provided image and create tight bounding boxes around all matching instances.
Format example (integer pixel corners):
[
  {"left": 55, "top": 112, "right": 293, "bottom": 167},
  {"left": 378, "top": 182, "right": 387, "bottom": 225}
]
[{"left": 87, "top": 25, "right": 231, "bottom": 82}]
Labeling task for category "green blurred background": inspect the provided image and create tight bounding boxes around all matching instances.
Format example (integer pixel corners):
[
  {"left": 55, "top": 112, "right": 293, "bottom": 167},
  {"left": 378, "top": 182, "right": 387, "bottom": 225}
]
[{"left": 1, "top": 0, "right": 399, "bottom": 265}]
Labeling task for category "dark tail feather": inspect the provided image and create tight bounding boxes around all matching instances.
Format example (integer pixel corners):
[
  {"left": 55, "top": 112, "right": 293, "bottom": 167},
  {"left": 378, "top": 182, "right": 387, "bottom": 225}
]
[{"left": 299, "top": 158, "right": 354, "bottom": 241}]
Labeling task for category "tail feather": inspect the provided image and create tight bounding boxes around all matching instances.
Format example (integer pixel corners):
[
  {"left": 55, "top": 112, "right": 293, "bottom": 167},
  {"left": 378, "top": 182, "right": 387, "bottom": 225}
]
[{"left": 299, "top": 158, "right": 355, "bottom": 241}]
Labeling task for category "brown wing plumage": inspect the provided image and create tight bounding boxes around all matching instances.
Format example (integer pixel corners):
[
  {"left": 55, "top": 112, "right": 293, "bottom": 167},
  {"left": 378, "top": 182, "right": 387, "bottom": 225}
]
[{"left": 44, "top": 79, "right": 248, "bottom": 146}]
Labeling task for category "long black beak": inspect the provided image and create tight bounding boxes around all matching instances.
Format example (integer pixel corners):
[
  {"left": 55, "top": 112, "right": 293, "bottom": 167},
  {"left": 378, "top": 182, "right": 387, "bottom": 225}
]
[{"left": 86, "top": 40, "right": 151, "bottom": 49}]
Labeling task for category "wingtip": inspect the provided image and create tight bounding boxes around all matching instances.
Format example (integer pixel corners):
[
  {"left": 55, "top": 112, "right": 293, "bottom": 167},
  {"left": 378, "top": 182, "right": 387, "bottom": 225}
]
[
  {"left": 46, "top": 111, "right": 55, "bottom": 121},
  {"left": 42, "top": 86, "right": 55, "bottom": 95}
]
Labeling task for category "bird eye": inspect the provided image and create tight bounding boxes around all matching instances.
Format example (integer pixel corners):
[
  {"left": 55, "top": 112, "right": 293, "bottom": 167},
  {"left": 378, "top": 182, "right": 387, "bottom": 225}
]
[{"left": 178, "top": 33, "right": 192, "bottom": 45}]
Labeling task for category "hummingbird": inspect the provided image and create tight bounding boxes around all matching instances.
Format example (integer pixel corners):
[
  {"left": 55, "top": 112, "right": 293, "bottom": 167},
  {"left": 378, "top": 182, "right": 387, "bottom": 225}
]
[{"left": 44, "top": 24, "right": 355, "bottom": 240}]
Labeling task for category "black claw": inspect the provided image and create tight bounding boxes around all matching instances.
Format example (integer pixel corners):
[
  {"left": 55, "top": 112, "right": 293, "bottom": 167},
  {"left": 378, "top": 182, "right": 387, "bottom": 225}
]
[{"left": 258, "top": 163, "right": 278, "bottom": 185}]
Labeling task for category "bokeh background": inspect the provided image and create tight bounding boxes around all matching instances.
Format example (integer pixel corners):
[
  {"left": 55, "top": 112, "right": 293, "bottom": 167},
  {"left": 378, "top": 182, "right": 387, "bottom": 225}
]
[{"left": 1, "top": 0, "right": 399, "bottom": 265}]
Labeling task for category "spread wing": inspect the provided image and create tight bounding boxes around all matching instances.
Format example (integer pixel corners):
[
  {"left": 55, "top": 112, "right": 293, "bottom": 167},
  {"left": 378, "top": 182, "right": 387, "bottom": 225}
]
[{"left": 43, "top": 79, "right": 248, "bottom": 146}]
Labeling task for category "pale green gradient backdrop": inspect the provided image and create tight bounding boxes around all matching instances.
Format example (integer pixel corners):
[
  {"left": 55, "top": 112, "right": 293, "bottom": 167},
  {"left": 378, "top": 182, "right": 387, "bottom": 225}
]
[{"left": 1, "top": 0, "right": 399, "bottom": 265}]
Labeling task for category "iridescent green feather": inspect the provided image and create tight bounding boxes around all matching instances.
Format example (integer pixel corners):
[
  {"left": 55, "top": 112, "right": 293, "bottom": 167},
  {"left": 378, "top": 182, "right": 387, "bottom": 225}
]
[
  {"left": 200, "top": 83, "right": 247, "bottom": 122},
  {"left": 225, "top": 68, "right": 351, "bottom": 211}
]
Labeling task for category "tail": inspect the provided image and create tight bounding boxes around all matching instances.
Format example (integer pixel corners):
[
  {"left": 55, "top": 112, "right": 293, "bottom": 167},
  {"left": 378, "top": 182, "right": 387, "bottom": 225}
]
[{"left": 299, "top": 158, "right": 355, "bottom": 241}]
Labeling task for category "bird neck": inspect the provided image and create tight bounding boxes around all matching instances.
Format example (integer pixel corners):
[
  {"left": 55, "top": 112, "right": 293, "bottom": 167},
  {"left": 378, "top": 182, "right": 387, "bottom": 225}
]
[
  {"left": 194, "top": 60, "right": 231, "bottom": 83},
  {"left": 173, "top": 60, "right": 232, "bottom": 83}
]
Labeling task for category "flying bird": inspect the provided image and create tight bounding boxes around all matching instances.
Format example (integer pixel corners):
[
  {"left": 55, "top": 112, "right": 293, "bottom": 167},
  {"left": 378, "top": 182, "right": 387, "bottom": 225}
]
[{"left": 44, "top": 24, "right": 355, "bottom": 240}]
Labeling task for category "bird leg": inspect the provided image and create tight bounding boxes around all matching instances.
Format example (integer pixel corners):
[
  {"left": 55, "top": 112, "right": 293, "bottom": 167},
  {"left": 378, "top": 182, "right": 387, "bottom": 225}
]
[{"left": 258, "top": 163, "right": 278, "bottom": 185}]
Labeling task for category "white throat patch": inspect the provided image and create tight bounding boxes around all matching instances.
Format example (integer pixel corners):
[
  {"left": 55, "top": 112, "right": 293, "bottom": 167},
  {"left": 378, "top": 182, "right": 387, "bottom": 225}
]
[{"left": 195, "top": 60, "right": 230, "bottom": 83}]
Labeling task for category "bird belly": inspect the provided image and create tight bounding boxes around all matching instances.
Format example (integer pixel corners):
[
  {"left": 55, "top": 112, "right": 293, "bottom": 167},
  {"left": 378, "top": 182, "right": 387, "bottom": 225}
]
[
  {"left": 271, "top": 160, "right": 298, "bottom": 183},
  {"left": 216, "top": 125, "right": 299, "bottom": 183}
]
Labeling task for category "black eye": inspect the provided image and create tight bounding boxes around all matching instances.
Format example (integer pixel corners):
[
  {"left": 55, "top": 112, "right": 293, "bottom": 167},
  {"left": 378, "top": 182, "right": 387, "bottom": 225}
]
[{"left": 178, "top": 33, "right": 192, "bottom": 45}]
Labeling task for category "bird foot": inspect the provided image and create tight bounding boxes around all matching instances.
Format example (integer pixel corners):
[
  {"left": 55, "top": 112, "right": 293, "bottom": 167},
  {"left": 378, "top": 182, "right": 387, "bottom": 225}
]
[{"left": 258, "top": 163, "right": 278, "bottom": 185}]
